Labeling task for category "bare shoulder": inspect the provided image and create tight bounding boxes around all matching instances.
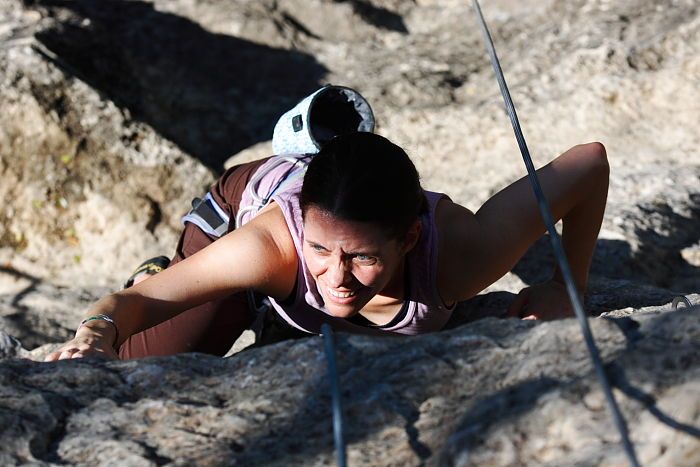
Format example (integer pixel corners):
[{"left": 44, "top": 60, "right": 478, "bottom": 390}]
[
  {"left": 249, "top": 202, "right": 297, "bottom": 260},
  {"left": 239, "top": 202, "right": 298, "bottom": 298},
  {"left": 434, "top": 198, "right": 485, "bottom": 303},
  {"left": 435, "top": 198, "right": 480, "bottom": 250},
  {"left": 129, "top": 202, "right": 298, "bottom": 306}
]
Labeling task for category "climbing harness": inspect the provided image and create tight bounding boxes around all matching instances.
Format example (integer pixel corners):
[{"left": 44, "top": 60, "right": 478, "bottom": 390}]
[
  {"left": 321, "top": 324, "right": 347, "bottom": 467},
  {"left": 471, "top": 1, "right": 640, "bottom": 465},
  {"left": 182, "top": 193, "right": 231, "bottom": 238}
]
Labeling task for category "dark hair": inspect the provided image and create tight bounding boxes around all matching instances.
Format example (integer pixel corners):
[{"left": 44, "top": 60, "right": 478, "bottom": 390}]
[{"left": 300, "top": 132, "right": 426, "bottom": 238}]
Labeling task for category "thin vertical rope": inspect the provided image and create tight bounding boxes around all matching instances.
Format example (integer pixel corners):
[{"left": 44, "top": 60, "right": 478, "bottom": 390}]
[
  {"left": 470, "top": 1, "right": 639, "bottom": 465},
  {"left": 321, "top": 324, "right": 347, "bottom": 467}
]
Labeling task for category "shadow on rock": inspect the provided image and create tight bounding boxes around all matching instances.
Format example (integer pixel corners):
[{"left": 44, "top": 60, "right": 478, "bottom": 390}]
[
  {"left": 512, "top": 191, "right": 700, "bottom": 295},
  {"left": 29, "top": 0, "right": 328, "bottom": 171},
  {"left": 445, "top": 291, "right": 515, "bottom": 330},
  {"left": 0, "top": 265, "right": 41, "bottom": 306},
  {"left": 512, "top": 235, "right": 695, "bottom": 313},
  {"left": 231, "top": 335, "right": 435, "bottom": 464},
  {"left": 439, "top": 376, "right": 561, "bottom": 465},
  {"left": 632, "top": 193, "right": 700, "bottom": 291},
  {"left": 438, "top": 309, "right": 700, "bottom": 465},
  {"left": 335, "top": 0, "right": 409, "bottom": 33},
  {"left": 512, "top": 236, "right": 640, "bottom": 287},
  {"left": 0, "top": 265, "right": 43, "bottom": 348},
  {"left": 604, "top": 309, "right": 700, "bottom": 439},
  {"left": 606, "top": 362, "right": 700, "bottom": 439},
  {"left": 235, "top": 319, "right": 541, "bottom": 465},
  {"left": 0, "top": 266, "right": 109, "bottom": 349}
]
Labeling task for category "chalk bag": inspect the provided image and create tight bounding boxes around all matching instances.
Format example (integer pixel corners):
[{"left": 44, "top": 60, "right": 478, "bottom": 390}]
[{"left": 272, "top": 85, "right": 375, "bottom": 155}]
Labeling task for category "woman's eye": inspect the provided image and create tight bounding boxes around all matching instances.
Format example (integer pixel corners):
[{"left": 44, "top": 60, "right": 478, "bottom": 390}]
[{"left": 353, "top": 255, "right": 377, "bottom": 265}]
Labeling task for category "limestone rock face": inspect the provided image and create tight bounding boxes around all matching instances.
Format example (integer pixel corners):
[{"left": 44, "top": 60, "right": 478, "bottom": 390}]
[
  {"left": 0, "top": 1, "right": 212, "bottom": 286},
  {"left": 0, "top": 267, "right": 109, "bottom": 349},
  {"left": 0, "top": 0, "right": 697, "bottom": 291},
  {"left": 0, "top": 0, "right": 698, "bottom": 465},
  {"left": 1, "top": 307, "right": 699, "bottom": 466}
]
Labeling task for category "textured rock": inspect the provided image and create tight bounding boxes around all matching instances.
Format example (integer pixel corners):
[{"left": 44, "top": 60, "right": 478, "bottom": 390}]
[
  {"left": 1, "top": 307, "right": 698, "bottom": 466},
  {"left": 0, "top": 265, "right": 110, "bottom": 348},
  {"left": 0, "top": 331, "right": 29, "bottom": 359},
  {"left": 0, "top": 0, "right": 697, "bottom": 291},
  {"left": 1, "top": 0, "right": 229, "bottom": 286}
]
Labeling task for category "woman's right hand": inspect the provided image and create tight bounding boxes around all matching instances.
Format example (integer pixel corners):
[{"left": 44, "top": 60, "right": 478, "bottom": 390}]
[{"left": 44, "top": 323, "right": 119, "bottom": 361}]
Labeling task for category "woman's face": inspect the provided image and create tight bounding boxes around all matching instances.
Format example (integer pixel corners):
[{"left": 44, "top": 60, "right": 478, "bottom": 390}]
[{"left": 302, "top": 206, "right": 416, "bottom": 318}]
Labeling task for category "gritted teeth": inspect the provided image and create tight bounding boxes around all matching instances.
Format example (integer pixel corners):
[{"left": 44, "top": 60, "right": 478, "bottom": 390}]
[{"left": 328, "top": 288, "right": 356, "bottom": 298}]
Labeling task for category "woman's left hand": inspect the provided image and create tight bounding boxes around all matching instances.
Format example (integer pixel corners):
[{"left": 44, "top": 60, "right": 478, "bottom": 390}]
[{"left": 506, "top": 280, "right": 576, "bottom": 320}]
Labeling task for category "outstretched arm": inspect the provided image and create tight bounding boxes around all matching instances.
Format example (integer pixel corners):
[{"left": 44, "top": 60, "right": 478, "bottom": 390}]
[
  {"left": 437, "top": 142, "right": 609, "bottom": 318},
  {"left": 45, "top": 207, "right": 297, "bottom": 361}
]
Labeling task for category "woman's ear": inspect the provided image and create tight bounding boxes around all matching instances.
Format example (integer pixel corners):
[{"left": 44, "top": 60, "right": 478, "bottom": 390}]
[{"left": 401, "top": 219, "right": 422, "bottom": 254}]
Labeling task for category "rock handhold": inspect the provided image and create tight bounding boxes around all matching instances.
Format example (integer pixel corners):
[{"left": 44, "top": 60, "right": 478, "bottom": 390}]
[{"left": 0, "top": 308, "right": 698, "bottom": 466}]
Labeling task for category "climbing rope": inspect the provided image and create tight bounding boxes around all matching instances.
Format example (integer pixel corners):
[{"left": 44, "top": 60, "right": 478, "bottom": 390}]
[
  {"left": 470, "top": 1, "right": 640, "bottom": 465},
  {"left": 321, "top": 324, "right": 347, "bottom": 467}
]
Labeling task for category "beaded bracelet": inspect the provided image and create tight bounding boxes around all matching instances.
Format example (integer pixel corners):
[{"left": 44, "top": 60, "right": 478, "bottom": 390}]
[{"left": 77, "top": 314, "right": 119, "bottom": 346}]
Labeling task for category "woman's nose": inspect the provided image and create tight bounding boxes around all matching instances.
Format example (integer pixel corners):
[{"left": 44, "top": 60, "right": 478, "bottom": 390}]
[{"left": 327, "top": 258, "right": 351, "bottom": 287}]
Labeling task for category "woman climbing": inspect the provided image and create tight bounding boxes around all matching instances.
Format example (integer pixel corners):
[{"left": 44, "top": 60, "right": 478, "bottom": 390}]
[{"left": 45, "top": 89, "right": 609, "bottom": 361}]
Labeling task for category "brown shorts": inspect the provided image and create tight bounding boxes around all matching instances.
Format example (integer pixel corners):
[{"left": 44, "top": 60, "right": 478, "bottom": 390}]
[{"left": 118, "top": 157, "right": 271, "bottom": 359}]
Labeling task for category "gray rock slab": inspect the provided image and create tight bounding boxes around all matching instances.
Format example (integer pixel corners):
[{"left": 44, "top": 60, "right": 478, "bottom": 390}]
[{"left": 1, "top": 308, "right": 698, "bottom": 466}]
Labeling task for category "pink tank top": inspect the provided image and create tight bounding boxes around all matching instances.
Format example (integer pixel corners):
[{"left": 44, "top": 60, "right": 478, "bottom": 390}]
[{"left": 241, "top": 155, "right": 455, "bottom": 335}]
